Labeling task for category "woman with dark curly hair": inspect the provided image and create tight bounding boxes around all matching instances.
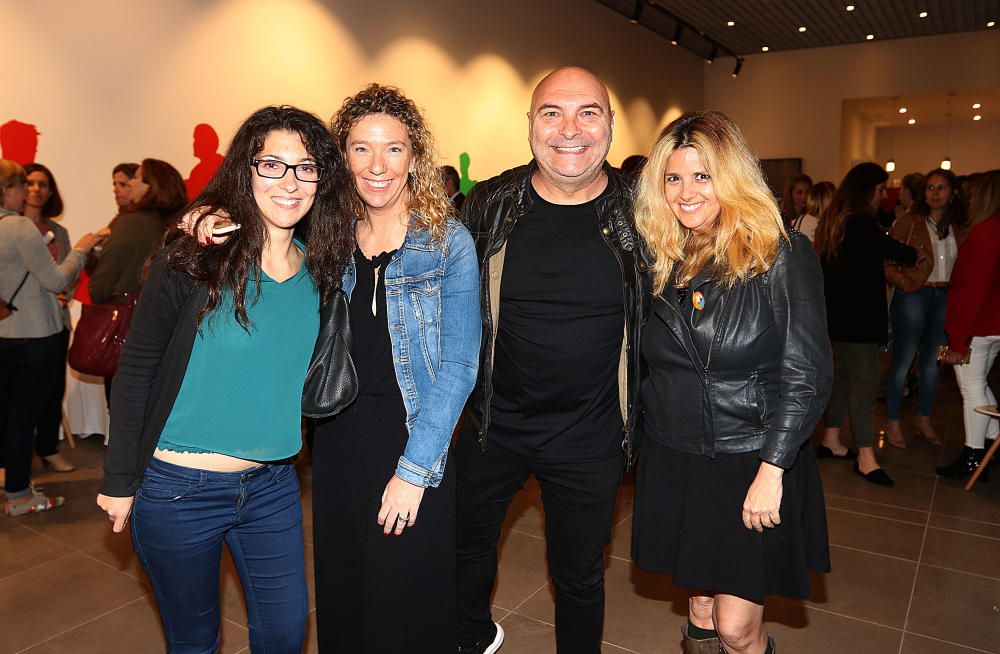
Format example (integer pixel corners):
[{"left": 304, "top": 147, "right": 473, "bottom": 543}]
[
  {"left": 313, "top": 84, "right": 480, "bottom": 653},
  {"left": 883, "top": 168, "right": 968, "bottom": 448},
  {"left": 96, "top": 106, "right": 354, "bottom": 653}
]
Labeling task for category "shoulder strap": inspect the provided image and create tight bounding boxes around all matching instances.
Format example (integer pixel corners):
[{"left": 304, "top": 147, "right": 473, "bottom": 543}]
[{"left": 3, "top": 272, "right": 30, "bottom": 307}]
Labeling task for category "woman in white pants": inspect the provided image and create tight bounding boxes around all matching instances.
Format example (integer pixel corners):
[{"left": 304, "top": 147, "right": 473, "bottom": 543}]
[{"left": 937, "top": 170, "right": 1000, "bottom": 480}]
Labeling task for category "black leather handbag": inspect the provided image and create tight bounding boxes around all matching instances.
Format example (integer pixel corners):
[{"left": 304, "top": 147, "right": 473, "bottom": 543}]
[{"left": 302, "top": 289, "right": 358, "bottom": 418}]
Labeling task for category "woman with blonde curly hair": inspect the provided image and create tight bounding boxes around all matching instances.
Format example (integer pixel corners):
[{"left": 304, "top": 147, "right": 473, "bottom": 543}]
[
  {"left": 312, "top": 84, "right": 480, "bottom": 653},
  {"left": 633, "top": 111, "right": 832, "bottom": 654}
]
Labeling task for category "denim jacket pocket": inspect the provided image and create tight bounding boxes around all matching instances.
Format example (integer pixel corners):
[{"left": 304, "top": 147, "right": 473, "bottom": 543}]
[{"left": 408, "top": 280, "right": 442, "bottom": 376}]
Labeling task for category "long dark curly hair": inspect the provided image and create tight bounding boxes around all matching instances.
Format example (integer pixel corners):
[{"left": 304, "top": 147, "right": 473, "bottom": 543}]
[{"left": 164, "top": 105, "right": 354, "bottom": 329}]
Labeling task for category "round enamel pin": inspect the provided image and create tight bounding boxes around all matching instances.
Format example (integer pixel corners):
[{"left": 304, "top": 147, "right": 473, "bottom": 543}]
[{"left": 692, "top": 291, "right": 706, "bottom": 311}]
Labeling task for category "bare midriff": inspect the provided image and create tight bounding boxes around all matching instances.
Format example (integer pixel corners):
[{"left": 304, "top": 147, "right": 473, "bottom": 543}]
[{"left": 153, "top": 448, "right": 264, "bottom": 472}]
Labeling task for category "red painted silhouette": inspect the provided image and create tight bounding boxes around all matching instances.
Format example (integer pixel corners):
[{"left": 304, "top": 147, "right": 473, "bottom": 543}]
[
  {"left": 1, "top": 120, "right": 40, "bottom": 164},
  {"left": 184, "top": 123, "right": 224, "bottom": 200}
]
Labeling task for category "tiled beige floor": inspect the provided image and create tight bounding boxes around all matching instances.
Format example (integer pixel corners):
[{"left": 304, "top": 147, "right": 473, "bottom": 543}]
[{"left": 2, "top": 370, "right": 998, "bottom": 653}]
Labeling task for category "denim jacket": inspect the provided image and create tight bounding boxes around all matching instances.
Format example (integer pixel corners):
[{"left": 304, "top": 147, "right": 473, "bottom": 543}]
[{"left": 341, "top": 218, "right": 481, "bottom": 487}]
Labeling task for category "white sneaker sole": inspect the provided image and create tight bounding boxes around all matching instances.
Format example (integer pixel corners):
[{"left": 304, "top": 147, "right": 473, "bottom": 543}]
[{"left": 484, "top": 622, "right": 504, "bottom": 654}]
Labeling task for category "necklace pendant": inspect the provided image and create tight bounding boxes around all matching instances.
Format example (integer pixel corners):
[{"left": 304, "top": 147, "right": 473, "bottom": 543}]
[{"left": 692, "top": 291, "right": 706, "bottom": 311}]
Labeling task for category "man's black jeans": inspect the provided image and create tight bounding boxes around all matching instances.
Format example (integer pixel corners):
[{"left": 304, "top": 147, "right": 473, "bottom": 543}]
[{"left": 456, "top": 425, "right": 624, "bottom": 653}]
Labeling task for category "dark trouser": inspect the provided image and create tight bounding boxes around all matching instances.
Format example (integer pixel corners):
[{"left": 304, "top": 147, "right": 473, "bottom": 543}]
[
  {"left": 456, "top": 427, "right": 624, "bottom": 654},
  {"left": 34, "top": 328, "right": 70, "bottom": 458},
  {"left": 824, "top": 341, "right": 880, "bottom": 448},
  {"left": 131, "top": 457, "right": 307, "bottom": 654},
  {"left": 0, "top": 333, "right": 63, "bottom": 497}
]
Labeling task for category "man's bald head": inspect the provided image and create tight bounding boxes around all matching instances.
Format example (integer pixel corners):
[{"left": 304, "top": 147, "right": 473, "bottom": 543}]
[
  {"left": 527, "top": 66, "right": 614, "bottom": 199},
  {"left": 530, "top": 67, "right": 611, "bottom": 115}
]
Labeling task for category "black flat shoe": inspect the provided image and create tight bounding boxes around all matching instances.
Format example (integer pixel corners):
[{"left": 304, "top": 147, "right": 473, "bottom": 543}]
[
  {"left": 816, "top": 445, "right": 857, "bottom": 460},
  {"left": 853, "top": 462, "right": 894, "bottom": 487}
]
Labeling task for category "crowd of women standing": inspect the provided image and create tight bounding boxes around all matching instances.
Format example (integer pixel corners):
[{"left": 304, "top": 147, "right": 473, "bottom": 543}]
[{"left": 2, "top": 72, "right": 994, "bottom": 654}]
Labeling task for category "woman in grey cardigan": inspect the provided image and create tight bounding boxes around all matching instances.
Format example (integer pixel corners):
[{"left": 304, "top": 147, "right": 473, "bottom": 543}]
[{"left": 0, "top": 159, "right": 107, "bottom": 516}]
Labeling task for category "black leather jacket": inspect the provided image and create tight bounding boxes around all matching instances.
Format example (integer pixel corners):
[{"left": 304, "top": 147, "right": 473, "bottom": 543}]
[
  {"left": 460, "top": 161, "right": 649, "bottom": 467},
  {"left": 641, "top": 231, "right": 832, "bottom": 468}
]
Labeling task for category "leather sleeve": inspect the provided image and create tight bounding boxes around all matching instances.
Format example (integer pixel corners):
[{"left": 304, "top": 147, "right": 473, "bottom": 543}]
[{"left": 759, "top": 233, "right": 834, "bottom": 468}]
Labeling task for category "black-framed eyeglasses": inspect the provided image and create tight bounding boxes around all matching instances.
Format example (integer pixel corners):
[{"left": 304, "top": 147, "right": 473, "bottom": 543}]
[{"left": 251, "top": 159, "right": 323, "bottom": 183}]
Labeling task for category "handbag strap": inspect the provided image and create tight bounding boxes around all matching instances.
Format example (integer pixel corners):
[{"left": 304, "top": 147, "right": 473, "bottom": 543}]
[{"left": 2, "top": 272, "right": 30, "bottom": 309}]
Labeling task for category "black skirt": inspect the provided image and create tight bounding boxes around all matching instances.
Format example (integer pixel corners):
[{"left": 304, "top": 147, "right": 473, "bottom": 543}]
[{"left": 631, "top": 439, "right": 830, "bottom": 602}]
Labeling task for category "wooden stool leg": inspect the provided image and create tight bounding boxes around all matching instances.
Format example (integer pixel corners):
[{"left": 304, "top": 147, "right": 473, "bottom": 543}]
[
  {"left": 964, "top": 436, "right": 1000, "bottom": 491},
  {"left": 61, "top": 413, "right": 76, "bottom": 448}
]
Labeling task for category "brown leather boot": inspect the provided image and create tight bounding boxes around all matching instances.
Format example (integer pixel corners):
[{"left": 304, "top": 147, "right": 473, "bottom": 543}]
[
  {"left": 681, "top": 624, "right": 721, "bottom": 654},
  {"left": 717, "top": 635, "right": 775, "bottom": 653}
]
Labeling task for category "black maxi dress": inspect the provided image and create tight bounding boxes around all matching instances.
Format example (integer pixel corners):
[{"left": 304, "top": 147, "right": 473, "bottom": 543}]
[{"left": 312, "top": 249, "right": 457, "bottom": 653}]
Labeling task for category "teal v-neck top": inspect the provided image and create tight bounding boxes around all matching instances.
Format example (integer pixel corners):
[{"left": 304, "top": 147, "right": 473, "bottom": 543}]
[{"left": 157, "top": 258, "right": 319, "bottom": 460}]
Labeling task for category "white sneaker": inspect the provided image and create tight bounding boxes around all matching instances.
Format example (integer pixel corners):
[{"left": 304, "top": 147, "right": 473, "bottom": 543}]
[{"left": 459, "top": 621, "right": 504, "bottom": 654}]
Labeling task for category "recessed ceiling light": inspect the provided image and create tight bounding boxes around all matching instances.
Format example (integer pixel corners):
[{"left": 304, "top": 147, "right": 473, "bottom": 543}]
[
  {"left": 919, "top": 11, "right": 928, "bottom": 18},
  {"left": 898, "top": 107, "right": 907, "bottom": 113},
  {"left": 798, "top": 26, "right": 807, "bottom": 32},
  {"left": 727, "top": 20, "right": 735, "bottom": 27},
  {"left": 973, "top": 103, "right": 982, "bottom": 109},
  {"left": 761, "top": 46, "right": 769, "bottom": 52},
  {"left": 846, "top": 4, "right": 855, "bottom": 11},
  {"left": 988, "top": 21, "right": 996, "bottom": 27},
  {"left": 974, "top": 114, "right": 983, "bottom": 121},
  {"left": 866, "top": 34, "right": 875, "bottom": 40},
  {"left": 908, "top": 118, "right": 916, "bottom": 125}
]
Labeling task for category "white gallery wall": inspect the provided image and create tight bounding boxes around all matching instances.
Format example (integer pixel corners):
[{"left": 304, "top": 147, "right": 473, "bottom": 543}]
[
  {"left": 704, "top": 30, "right": 1000, "bottom": 183},
  {"left": 3, "top": 0, "right": 702, "bottom": 237}
]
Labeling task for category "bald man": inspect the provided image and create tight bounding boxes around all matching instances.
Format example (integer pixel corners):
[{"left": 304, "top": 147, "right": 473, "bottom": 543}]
[{"left": 456, "top": 67, "right": 648, "bottom": 654}]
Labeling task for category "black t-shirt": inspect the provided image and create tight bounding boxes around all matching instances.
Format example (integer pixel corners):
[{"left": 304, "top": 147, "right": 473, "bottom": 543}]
[{"left": 488, "top": 182, "right": 624, "bottom": 460}]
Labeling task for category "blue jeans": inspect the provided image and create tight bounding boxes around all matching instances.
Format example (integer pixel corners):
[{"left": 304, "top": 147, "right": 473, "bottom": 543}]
[
  {"left": 886, "top": 286, "right": 949, "bottom": 420},
  {"left": 132, "top": 457, "right": 307, "bottom": 654}
]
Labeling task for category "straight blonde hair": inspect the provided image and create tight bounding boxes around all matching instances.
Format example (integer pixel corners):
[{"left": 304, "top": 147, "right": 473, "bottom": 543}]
[{"left": 634, "top": 111, "right": 785, "bottom": 294}]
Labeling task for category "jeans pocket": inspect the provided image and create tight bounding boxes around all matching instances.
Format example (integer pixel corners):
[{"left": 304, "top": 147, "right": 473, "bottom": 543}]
[{"left": 137, "top": 474, "right": 197, "bottom": 503}]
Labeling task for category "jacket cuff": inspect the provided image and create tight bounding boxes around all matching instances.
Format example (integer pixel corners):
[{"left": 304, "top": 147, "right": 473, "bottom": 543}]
[
  {"left": 758, "top": 439, "right": 797, "bottom": 470},
  {"left": 395, "top": 457, "right": 440, "bottom": 488},
  {"left": 99, "top": 471, "right": 139, "bottom": 497}
]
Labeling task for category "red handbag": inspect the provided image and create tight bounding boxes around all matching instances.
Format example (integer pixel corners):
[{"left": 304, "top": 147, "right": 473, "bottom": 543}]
[{"left": 68, "top": 294, "right": 137, "bottom": 377}]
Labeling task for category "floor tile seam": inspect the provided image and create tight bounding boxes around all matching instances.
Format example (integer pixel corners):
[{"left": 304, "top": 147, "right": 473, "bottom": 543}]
[
  {"left": 222, "top": 616, "right": 250, "bottom": 631},
  {"left": 613, "top": 511, "right": 633, "bottom": 528},
  {"left": 898, "top": 476, "right": 937, "bottom": 654},
  {"left": 917, "top": 561, "right": 1000, "bottom": 583},
  {"left": 508, "top": 527, "right": 546, "bottom": 541},
  {"left": 826, "top": 505, "right": 928, "bottom": 527},
  {"left": 925, "top": 524, "right": 1000, "bottom": 542},
  {"left": 880, "top": 466, "right": 937, "bottom": 478},
  {"left": 0, "top": 548, "right": 80, "bottom": 583},
  {"left": 2, "top": 513, "right": 95, "bottom": 551},
  {"left": 509, "top": 580, "right": 554, "bottom": 613},
  {"left": 501, "top": 608, "right": 653, "bottom": 653},
  {"left": 828, "top": 542, "right": 920, "bottom": 564},
  {"left": 794, "top": 601, "right": 905, "bottom": 631},
  {"left": 903, "top": 629, "right": 996, "bottom": 653},
  {"left": 78, "top": 546, "right": 148, "bottom": 583},
  {"left": 824, "top": 492, "right": 931, "bottom": 513},
  {"left": 930, "top": 511, "right": 1000, "bottom": 528},
  {"left": 13, "top": 595, "right": 147, "bottom": 654}
]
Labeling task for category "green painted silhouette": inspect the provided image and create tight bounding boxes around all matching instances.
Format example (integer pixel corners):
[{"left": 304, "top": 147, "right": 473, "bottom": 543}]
[{"left": 459, "top": 152, "right": 477, "bottom": 195}]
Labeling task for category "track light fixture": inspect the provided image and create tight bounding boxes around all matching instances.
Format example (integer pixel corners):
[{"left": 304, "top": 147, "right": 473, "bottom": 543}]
[
  {"left": 629, "top": 0, "right": 644, "bottom": 24},
  {"left": 707, "top": 43, "right": 718, "bottom": 64},
  {"left": 671, "top": 22, "right": 683, "bottom": 45},
  {"left": 731, "top": 57, "right": 744, "bottom": 78}
]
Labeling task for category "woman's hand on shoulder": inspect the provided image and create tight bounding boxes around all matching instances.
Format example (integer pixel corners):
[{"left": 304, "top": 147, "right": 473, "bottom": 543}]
[
  {"left": 96, "top": 493, "right": 134, "bottom": 533},
  {"left": 178, "top": 206, "right": 233, "bottom": 246},
  {"left": 378, "top": 475, "right": 426, "bottom": 536},
  {"left": 742, "top": 462, "right": 784, "bottom": 532}
]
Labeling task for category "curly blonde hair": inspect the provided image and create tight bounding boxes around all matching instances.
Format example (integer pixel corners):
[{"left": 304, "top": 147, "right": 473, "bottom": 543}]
[
  {"left": 330, "top": 84, "right": 451, "bottom": 241},
  {"left": 634, "top": 111, "right": 786, "bottom": 294}
]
